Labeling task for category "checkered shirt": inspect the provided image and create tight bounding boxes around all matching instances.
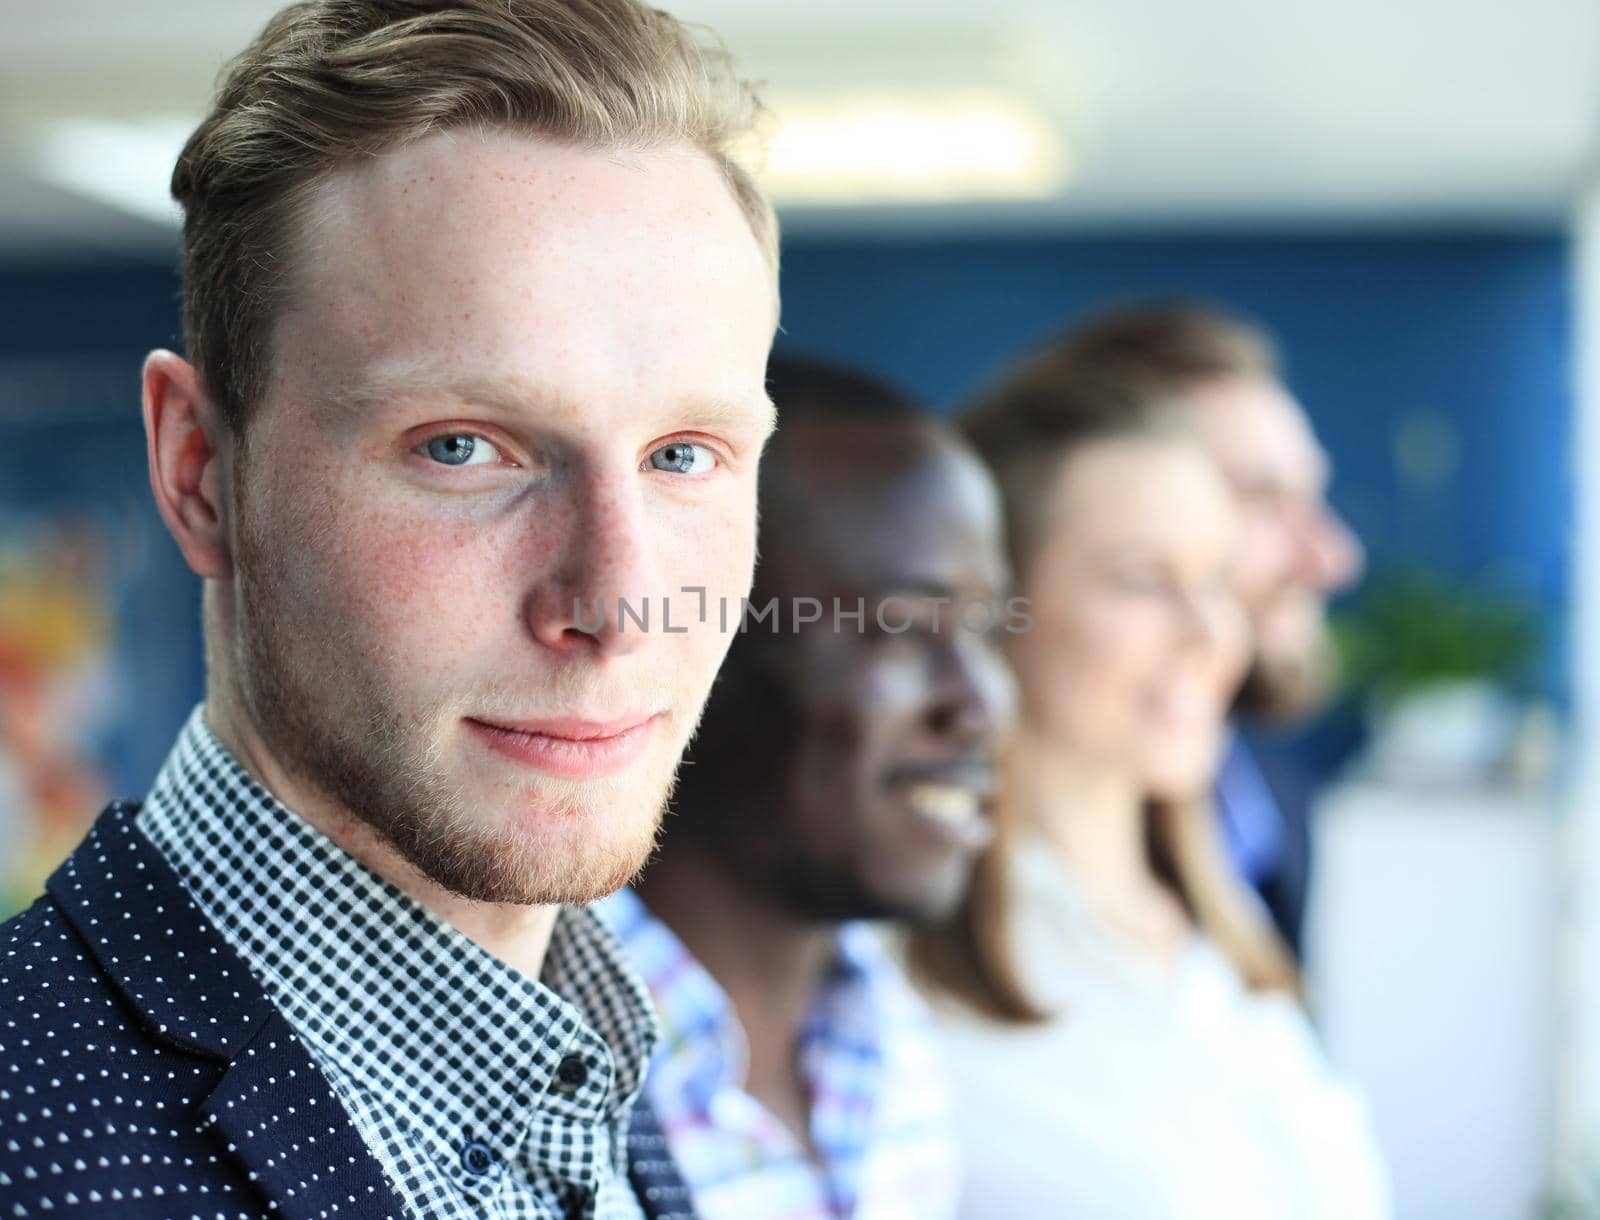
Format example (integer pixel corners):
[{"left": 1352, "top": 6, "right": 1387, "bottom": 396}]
[
  {"left": 594, "top": 888, "right": 960, "bottom": 1220},
  {"left": 136, "top": 706, "right": 659, "bottom": 1220}
]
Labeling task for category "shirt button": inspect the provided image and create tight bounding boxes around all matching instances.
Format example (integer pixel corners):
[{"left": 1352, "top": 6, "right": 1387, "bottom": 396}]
[
  {"left": 460, "top": 1140, "right": 496, "bottom": 1176},
  {"left": 556, "top": 1054, "right": 589, "bottom": 1090}
]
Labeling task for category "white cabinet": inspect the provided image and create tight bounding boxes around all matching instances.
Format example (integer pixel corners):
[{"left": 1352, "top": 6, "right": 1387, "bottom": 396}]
[{"left": 1306, "top": 782, "right": 1558, "bottom": 1220}]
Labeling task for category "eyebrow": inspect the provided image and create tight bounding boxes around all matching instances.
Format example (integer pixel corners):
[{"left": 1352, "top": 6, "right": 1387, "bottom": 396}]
[
  {"left": 332, "top": 362, "right": 777, "bottom": 435},
  {"left": 677, "top": 391, "right": 779, "bottom": 435}
]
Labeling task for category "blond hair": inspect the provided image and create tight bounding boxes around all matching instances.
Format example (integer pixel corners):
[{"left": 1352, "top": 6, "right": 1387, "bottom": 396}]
[{"left": 172, "top": 0, "right": 777, "bottom": 432}]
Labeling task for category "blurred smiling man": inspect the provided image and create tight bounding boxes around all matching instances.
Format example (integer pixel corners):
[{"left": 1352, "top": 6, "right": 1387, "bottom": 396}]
[
  {"left": 0, "top": 2, "right": 776, "bottom": 1218},
  {"left": 599, "top": 356, "right": 1017, "bottom": 1220}
]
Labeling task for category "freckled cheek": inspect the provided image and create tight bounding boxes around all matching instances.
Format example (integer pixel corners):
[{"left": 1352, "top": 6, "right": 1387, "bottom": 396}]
[
  {"left": 682, "top": 492, "right": 757, "bottom": 576},
  {"left": 654, "top": 490, "right": 759, "bottom": 656},
  {"left": 294, "top": 500, "right": 526, "bottom": 658}
]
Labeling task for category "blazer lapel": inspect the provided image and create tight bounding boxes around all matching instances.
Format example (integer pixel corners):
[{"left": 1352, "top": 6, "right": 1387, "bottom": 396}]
[
  {"left": 48, "top": 802, "right": 405, "bottom": 1220},
  {"left": 196, "top": 1007, "right": 403, "bottom": 1219}
]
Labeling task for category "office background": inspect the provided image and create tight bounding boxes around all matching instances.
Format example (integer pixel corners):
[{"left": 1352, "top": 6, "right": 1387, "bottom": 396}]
[{"left": 2, "top": 2, "right": 1598, "bottom": 1217}]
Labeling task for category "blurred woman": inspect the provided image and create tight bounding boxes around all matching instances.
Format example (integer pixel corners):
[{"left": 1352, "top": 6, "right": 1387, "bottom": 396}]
[{"left": 909, "top": 368, "right": 1388, "bottom": 1220}]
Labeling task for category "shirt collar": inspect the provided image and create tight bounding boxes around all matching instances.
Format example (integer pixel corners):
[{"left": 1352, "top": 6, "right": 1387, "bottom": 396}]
[
  {"left": 594, "top": 886, "right": 745, "bottom": 1113},
  {"left": 138, "top": 705, "right": 658, "bottom": 1192},
  {"left": 595, "top": 887, "right": 897, "bottom": 1108},
  {"left": 598, "top": 889, "right": 924, "bottom": 1217}
]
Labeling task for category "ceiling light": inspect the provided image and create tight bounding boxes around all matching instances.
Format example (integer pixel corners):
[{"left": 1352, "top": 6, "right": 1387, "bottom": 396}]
[
  {"left": 752, "top": 90, "right": 1068, "bottom": 207},
  {"left": 30, "top": 95, "right": 1068, "bottom": 222},
  {"left": 32, "top": 117, "right": 194, "bottom": 226}
]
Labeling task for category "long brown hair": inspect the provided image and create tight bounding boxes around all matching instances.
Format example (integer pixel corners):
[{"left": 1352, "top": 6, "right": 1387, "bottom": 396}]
[
  {"left": 908, "top": 307, "right": 1303, "bottom": 1021},
  {"left": 1147, "top": 797, "right": 1303, "bottom": 997}
]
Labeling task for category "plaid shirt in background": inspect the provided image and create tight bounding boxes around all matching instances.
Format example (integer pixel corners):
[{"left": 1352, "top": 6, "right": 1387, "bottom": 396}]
[{"left": 594, "top": 887, "right": 960, "bottom": 1220}]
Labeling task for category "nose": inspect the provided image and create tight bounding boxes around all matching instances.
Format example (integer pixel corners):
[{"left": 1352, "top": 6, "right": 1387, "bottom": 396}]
[
  {"left": 1299, "top": 504, "right": 1365, "bottom": 595},
  {"left": 925, "top": 630, "right": 1016, "bottom": 746},
  {"left": 522, "top": 461, "right": 658, "bottom": 658}
]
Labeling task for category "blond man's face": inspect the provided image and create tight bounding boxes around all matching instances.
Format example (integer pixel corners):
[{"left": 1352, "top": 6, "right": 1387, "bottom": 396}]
[
  {"left": 1185, "top": 375, "right": 1364, "bottom": 719},
  {"left": 231, "top": 131, "right": 776, "bottom": 904}
]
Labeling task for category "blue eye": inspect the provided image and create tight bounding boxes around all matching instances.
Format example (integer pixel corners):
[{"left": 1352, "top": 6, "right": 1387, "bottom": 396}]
[
  {"left": 648, "top": 441, "right": 715, "bottom": 474},
  {"left": 424, "top": 434, "right": 499, "bottom": 466}
]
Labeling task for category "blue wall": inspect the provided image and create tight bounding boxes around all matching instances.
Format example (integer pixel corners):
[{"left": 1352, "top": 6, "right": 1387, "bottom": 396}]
[
  {"left": 776, "top": 230, "right": 1573, "bottom": 701},
  {"left": 0, "top": 228, "right": 1572, "bottom": 797}
]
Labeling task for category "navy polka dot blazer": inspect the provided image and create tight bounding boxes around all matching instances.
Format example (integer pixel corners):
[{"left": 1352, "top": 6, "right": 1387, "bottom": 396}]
[{"left": 0, "top": 803, "right": 697, "bottom": 1220}]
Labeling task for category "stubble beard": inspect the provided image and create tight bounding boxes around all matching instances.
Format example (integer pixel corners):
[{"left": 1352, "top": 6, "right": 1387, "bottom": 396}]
[
  {"left": 232, "top": 516, "right": 682, "bottom": 907},
  {"left": 1233, "top": 632, "right": 1338, "bottom": 724}
]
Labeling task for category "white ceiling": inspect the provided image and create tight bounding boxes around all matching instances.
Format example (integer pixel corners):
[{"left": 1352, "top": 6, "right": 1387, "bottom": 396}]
[{"left": 2, "top": 0, "right": 1598, "bottom": 255}]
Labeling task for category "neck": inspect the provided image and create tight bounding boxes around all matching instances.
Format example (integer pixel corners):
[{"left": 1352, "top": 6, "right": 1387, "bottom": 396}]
[
  {"left": 1011, "top": 726, "right": 1151, "bottom": 899},
  {"left": 202, "top": 691, "right": 558, "bottom": 981},
  {"left": 1008, "top": 725, "right": 1192, "bottom": 969},
  {"left": 635, "top": 837, "right": 834, "bottom": 1132}
]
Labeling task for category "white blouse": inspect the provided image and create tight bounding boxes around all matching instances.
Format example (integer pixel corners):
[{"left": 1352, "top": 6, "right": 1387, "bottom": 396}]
[{"left": 926, "top": 839, "right": 1391, "bottom": 1220}]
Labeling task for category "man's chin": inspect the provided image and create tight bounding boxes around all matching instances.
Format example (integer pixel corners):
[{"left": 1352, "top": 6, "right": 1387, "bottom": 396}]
[
  {"left": 414, "top": 813, "right": 661, "bottom": 907},
  {"left": 1234, "top": 646, "right": 1335, "bottom": 723},
  {"left": 389, "top": 772, "right": 672, "bottom": 907}
]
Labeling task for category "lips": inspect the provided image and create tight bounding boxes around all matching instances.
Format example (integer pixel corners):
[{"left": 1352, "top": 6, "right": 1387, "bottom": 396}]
[
  {"left": 464, "top": 712, "right": 661, "bottom": 780},
  {"left": 476, "top": 713, "right": 658, "bottom": 740},
  {"left": 887, "top": 761, "right": 997, "bottom": 850}
]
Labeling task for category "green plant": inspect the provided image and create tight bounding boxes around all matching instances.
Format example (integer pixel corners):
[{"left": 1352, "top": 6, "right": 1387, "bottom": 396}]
[{"left": 1332, "top": 568, "right": 1542, "bottom": 704}]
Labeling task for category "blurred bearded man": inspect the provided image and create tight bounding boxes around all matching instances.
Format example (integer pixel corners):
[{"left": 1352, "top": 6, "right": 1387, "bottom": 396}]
[
  {"left": 0, "top": 2, "right": 779, "bottom": 1217},
  {"left": 995, "top": 302, "right": 1364, "bottom": 955}
]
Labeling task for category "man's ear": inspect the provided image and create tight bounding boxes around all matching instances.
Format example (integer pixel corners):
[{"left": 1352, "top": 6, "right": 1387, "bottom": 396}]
[{"left": 142, "top": 350, "right": 234, "bottom": 581}]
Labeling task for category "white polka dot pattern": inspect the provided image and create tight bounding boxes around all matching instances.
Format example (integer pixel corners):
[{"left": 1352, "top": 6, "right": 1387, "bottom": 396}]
[
  {"left": 0, "top": 801, "right": 700, "bottom": 1220},
  {"left": 0, "top": 801, "right": 402, "bottom": 1218}
]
